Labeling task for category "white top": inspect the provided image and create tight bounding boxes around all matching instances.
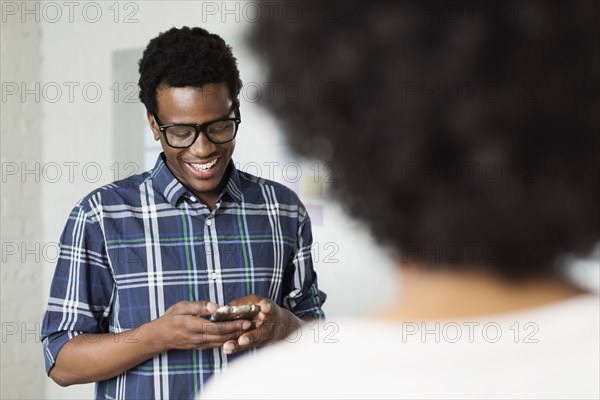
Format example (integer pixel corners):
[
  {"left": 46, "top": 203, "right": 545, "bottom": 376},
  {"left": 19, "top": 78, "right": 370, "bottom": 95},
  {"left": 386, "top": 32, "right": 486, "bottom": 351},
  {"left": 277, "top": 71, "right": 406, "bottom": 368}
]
[{"left": 203, "top": 294, "right": 600, "bottom": 399}]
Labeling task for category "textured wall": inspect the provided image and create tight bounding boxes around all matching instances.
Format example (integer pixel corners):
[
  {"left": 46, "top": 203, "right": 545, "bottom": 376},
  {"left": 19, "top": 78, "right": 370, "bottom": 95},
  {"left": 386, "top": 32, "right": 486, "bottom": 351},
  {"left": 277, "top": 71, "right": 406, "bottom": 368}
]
[{"left": 0, "top": 12, "right": 45, "bottom": 400}]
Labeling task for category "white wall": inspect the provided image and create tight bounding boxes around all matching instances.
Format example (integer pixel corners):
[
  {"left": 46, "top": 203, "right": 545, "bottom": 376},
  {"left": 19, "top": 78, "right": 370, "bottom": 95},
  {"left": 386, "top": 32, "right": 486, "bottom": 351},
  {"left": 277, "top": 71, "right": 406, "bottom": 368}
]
[{"left": 1, "top": 9, "right": 45, "bottom": 400}]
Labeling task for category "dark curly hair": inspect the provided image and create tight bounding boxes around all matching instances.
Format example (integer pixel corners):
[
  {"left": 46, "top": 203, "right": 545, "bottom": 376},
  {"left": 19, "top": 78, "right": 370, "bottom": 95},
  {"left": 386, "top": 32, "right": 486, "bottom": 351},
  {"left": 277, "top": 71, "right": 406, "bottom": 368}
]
[
  {"left": 138, "top": 26, "right": 242, "bottom": 114},
  {"left": 249, "top": 1, "right": 600, "bottom": 281}
]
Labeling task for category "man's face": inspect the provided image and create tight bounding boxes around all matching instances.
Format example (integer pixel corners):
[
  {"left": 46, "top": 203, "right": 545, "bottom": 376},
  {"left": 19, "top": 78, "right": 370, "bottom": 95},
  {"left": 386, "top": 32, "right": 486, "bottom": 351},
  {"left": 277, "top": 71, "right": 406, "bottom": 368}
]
[{"left": 148, "top": 83, "right": 236, "bottom": 206}]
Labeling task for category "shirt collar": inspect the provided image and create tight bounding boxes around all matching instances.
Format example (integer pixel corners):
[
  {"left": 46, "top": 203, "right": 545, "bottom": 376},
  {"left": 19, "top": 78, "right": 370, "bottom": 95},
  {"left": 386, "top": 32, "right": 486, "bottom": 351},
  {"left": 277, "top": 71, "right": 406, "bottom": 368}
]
[
  {"left": 222, "top": 161, "right": 243, "bottom": 205},
  {"left": 149, "top": 153, "right": 242, "bottom": 208}
]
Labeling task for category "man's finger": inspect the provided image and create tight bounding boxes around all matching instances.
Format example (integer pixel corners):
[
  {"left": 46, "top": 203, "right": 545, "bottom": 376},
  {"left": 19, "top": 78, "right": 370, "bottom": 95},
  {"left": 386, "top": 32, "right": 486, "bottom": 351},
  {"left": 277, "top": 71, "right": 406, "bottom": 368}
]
[
  {"left": 236, "top": 324, "right": 270, "bottom": 350},
  {"left": 197, "top": 332, "right": 244, "bottom": 344},
  {"left": 191, "top": 319, "right": 251, "bottom": 335},
  {"left": 258, "top": 299, "right": 272, "bottom": 314},
  {"left": 194, "top": 301, "right": 220, "bottom": 316},
  {"left": 222, "top": 340, "right": 239, "bottom": 355},
  {"left": 173, "top": 300, "right": 219, "bottom": 316},
  {"left": 227, "top": 294, "right": 262, "bottom": 306}
]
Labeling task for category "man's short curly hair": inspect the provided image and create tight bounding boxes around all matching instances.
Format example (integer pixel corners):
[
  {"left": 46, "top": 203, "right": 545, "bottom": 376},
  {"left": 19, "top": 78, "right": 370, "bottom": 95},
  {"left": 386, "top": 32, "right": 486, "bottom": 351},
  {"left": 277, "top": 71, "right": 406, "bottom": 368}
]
[
  {"left": 138, "top": 26, "right": 242, "bottom": 114},
  {"left": 249, "top": 1, "right": 599, "bottom": 281}
]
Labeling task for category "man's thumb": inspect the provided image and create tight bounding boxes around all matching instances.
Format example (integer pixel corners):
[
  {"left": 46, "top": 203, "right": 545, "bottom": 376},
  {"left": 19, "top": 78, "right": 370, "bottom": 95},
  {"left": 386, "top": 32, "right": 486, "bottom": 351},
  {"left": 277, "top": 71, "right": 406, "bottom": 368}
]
[{"left": 195, "top": 301, "right": 219, "bottom": 316}]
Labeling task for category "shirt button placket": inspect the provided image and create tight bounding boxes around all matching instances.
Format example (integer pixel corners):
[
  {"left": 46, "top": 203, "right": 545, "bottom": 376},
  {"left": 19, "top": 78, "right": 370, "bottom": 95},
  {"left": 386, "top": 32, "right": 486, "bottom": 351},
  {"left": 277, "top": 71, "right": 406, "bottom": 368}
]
[{"left": 204, "top": 213, "right": 219, "bottom": 307}]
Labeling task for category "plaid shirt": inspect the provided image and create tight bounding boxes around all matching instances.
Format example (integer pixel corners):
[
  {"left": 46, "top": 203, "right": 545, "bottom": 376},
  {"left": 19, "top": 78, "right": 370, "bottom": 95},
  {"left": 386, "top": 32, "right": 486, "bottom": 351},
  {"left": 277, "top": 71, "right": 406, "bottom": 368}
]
[{"left": 41, "top": 153, "right": 326, "bottom": 400}]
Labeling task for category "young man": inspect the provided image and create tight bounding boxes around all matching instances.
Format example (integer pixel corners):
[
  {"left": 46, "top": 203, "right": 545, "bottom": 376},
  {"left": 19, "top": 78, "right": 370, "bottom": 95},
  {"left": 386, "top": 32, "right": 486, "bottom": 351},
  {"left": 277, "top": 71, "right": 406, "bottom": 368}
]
[{"left": 41, "top": 26, "right": 326, "bottom": 399}]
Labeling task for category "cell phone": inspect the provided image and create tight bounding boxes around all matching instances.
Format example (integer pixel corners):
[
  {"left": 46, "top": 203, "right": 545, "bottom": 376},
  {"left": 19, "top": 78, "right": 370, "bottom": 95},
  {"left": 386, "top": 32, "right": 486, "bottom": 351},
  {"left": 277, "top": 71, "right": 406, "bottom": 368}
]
[{"left": 210, "top": 304, "right": 261, "bottom": 322}]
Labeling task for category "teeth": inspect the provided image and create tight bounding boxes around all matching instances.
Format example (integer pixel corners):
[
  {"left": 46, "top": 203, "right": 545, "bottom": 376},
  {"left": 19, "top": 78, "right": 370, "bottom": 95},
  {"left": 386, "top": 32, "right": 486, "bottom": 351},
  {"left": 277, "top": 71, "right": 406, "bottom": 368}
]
[{"left": 191, "top": 158, "right": 218, "bottom": 172}]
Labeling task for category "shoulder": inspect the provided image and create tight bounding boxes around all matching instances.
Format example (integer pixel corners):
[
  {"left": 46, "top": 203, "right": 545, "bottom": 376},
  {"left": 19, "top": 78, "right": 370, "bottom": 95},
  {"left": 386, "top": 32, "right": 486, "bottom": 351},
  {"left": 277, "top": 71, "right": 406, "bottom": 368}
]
[
  {"left": 71, "top": 169, "right": 152, "bottom": 221},
  {"left": 238, "top": 170, "right": 301, "bottom": 201},
  {"left": 237, "top": 170, "right": 306, "bottom": 214},
  {"left": 202, "top": 319, "right": 366, "bottom": 399},
  {"left": 203, "top": 306, "right": 600, "bottom": 399}
]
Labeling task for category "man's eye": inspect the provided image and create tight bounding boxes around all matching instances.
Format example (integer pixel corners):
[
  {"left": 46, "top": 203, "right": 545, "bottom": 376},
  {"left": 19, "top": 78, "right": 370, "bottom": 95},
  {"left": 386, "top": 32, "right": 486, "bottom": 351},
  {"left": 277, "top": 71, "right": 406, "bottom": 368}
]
[
  {"left": 210, "top": 122, "right": 227, "bottom": 131},
  {"left": 167, "top": 126, "right": 194, "bottom": 137},
  {"left": 209, "top": 121, "right": 234, "bottom": 134}
]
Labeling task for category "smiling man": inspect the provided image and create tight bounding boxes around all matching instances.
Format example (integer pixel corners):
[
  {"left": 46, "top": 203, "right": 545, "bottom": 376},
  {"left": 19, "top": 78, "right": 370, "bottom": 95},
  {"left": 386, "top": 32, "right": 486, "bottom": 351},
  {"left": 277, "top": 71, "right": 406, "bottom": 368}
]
[
  {"left": 152, "top": 83, "right": 238, "bottom": 209},
  {"left": 40, "top": 26, "right": 326, "bottom": 400}
]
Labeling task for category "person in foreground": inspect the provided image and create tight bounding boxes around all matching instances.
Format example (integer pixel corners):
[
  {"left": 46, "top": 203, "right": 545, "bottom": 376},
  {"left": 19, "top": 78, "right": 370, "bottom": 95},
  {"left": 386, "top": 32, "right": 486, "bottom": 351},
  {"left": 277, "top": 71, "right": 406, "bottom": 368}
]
[
  {"left": 40, "top": 26, "right": 325, "bottom": 399},
  {"left": 204, "top": 1, "right": 599, "bottom": 399}
]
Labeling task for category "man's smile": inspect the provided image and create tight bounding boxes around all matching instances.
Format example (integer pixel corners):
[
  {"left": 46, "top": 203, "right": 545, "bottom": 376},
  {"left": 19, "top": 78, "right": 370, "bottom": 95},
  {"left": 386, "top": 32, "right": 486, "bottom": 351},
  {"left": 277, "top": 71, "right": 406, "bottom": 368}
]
[
  {"left": 187, "top": 157, "right": 219, "bottom": 172},
  {"left": 183, "top": 156, "right": 222, "bottom": 179}
]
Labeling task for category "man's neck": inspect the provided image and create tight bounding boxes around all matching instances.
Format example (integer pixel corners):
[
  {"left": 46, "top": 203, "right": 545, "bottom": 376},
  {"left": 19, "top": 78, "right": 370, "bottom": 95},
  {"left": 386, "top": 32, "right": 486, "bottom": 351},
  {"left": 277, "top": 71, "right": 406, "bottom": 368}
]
[
  {"left": 192, "top": 163, "right": 232, "bottom": 211},
  {"left": 373, "top": 264, "right": 586, "bottom": 321}
]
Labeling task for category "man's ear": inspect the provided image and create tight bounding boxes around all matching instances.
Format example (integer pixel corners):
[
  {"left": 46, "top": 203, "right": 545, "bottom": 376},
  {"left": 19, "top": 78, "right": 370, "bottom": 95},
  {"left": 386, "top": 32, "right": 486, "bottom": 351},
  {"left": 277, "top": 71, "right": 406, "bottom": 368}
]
[{"left": 146, "top": 111, "right": 160, "bottom": 141}]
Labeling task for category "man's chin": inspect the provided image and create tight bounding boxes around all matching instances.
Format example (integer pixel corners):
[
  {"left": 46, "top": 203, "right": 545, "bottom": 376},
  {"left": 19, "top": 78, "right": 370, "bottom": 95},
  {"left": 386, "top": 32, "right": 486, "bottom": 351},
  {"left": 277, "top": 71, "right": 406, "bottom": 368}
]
[
  {"left": 188, "top": 181, "right": 219, "bottom": 194},
  {"left": 178, "top": 163, "right": 230, "bottom": 199}
]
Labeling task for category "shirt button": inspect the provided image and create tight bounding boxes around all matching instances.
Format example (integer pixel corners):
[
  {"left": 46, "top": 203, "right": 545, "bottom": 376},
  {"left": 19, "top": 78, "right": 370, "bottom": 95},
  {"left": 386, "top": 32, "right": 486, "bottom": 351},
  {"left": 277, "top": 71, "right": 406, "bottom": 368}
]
[
  {"left": 189, "top": 196, "right": 196, "bottom": 202},
  {"left": 210, "top": 272, "right": 218, "bottom": 280},
  {"left": 206, "top": 219, "right": 212, "bottom": 226}
]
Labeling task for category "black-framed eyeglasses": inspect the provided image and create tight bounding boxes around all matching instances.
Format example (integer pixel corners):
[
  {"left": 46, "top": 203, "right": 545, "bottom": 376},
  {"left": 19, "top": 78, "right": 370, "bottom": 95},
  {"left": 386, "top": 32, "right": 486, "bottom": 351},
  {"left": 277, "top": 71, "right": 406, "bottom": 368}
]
[{"left": 153, "top": 104, "right": 241, "bottom": 148}]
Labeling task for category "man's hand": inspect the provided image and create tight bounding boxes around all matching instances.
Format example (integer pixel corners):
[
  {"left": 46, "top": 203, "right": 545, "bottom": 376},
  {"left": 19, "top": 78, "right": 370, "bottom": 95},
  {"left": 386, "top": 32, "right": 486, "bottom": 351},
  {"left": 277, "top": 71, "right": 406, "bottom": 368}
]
[
  {"left": 49, "top": 300, "right": 253, "bottom": 386},
  {"left": 221, "top": 295, "right": 303, "bottom": 355},
  {"left": 151, "top": 301, "right": 252, "bottom": 352}
]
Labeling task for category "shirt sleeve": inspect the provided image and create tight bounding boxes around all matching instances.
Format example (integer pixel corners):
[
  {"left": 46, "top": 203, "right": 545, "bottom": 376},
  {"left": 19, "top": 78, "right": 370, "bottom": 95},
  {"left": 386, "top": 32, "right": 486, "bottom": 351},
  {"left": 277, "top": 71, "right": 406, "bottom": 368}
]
[
  {"left": 40, "top": 203, "right": 115, "bottom": 376},
  {"left": 281, "top": 204, "right": 327, "bottom": 319}
]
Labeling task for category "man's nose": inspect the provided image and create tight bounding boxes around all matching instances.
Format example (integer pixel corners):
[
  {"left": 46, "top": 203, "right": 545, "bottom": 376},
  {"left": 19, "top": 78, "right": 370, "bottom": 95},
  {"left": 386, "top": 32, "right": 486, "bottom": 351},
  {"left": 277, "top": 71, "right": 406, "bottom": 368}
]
[{"left": 187, "top": 131, "right": 216, "bottom": 157}]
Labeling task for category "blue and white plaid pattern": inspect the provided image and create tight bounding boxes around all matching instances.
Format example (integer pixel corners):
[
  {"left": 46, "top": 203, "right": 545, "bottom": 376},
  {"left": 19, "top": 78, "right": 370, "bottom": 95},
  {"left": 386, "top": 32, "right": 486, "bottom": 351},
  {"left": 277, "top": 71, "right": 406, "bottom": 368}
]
[{"left": 41, "top": 153, "right": 326, "bottom": 399}]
